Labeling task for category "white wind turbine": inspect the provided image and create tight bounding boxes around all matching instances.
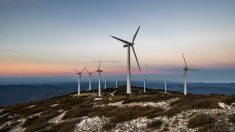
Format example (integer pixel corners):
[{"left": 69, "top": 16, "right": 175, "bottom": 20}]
[
  {"left": 73, "top": 68, "right": 86, "bottom": 95},
  {"left": 115, "top": 78, "right": 118, "bottom": 88},
  {"left": 182, "top": 54, "right": 199, "bottom": 95},
  {"left": 143, "top": 77, "right": 147, "bottom": 93},
  {"left": 164, "top": 80, "right": 167, "bottom": 93},
  {"left": 95, "top": 59, "right": 103, "bottom": 96},
  {"left": 85, "top": 68, "right": 96, "bottom": 90},
  {"left": 104, "top": 78, "right": 107, "bottom": 89},
  {"left": 110, "top": 26, "right": 141, "bottom": 94}
]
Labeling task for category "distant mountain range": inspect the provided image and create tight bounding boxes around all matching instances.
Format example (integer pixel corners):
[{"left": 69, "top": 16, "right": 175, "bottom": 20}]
[{"left": 0, "top": 81, "right": 235, "bottom": 106}]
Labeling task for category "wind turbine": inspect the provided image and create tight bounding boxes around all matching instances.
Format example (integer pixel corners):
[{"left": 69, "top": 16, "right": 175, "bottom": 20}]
[
  {"left": 182, "top": 54, "right": 199, "bottom": 95},
  {"left": 95, "top": 59, "right": 103, "bottom": 96},
  {"left": 85, "top": 68, "right": 95, "bottom": 90},
  {"left": 164, "top": 80, "right": 167, "bottom": 93},
  {"left": 110, "top": 26, "right": 141, "bottom": 94},
  {"left": 73, "top": 68, "right": 86, "bottom": 95},
  {"left": 115, "top": 78, "right": 118, "bottom": 88},
  {"left": 104, "top": 78, "right": 107, "bottom": 89},
  {"left": 144, "top": 77, "right": 147, "bottom": 93}
]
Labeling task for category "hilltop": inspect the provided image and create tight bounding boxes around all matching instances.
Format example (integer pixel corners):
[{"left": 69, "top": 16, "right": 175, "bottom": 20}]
[{"left": 0, "top": 86, "right": 235, "bottom": 132}]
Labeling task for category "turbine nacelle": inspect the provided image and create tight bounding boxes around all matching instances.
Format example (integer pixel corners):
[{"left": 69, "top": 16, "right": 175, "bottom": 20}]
[
  {"left": 184, "top": 67, "right": 188, "bottom": 71},
  {"left": 123, "top": 43, "right": 134, "bottom": 47},
  {"left": 96, "top": 70, "right": 103, "bottom": 72}
]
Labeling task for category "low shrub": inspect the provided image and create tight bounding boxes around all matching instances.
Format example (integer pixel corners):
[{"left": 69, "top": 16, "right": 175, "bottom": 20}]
[
  {"left": 228, "top": 114, "right": 235, "bottom": 123},
  {"left": 147, "top": 119, "right": 163, "bottom": 129},
  {"left": 187, "top": 114, "right": 217, "bottom": 128},
  {"left": 223, "top": 95, "right": 235, "bottom": 105}
]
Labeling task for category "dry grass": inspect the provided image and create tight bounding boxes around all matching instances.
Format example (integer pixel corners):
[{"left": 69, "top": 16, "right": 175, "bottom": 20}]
[
  {"left": 1, "top": 87, "right": 234, "bottom": 132},
  {"left": 187, "top": 114, "right": 217, "bottom": 128},
  {"left": 147, "top": 119, "right": 163, "bottom": 129},
  {"left": 228, "top": 114, "right": 235, "bottom": 123}
]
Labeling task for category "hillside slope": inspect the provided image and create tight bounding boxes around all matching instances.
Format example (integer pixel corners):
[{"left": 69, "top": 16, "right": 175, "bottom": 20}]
[{"left": 0, "top": 86, "right": 235, "bottom": 132}]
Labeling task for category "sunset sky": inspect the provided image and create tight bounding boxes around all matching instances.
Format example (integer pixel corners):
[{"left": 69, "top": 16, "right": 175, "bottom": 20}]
[{"left": 0, "top": 0, "right": 235, "bottom": 83}]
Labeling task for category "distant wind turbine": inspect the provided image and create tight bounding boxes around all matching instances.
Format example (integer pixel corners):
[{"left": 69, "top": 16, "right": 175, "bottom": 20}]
[
  {"left": 110, "top": 26, "right": 141, "bottom": 94},
  {"left": 164, "top": 80, "right": 167, "bottom": 93},
  {"left": 104, "top": 78, "right": 107, "bottom": 89},
  {"left": 85, "top": 68, "right": 95, "bottom": 90},
  {"left": 73, "top": 68, "right": 86, "bottom": 95},
  {"left": 115, "top": 79, "right": 118, "bottom": 88},
  {"left": 182, "top": 54, "right": 199, "bottom": 95},
  {"left": 144, "top": 77, "right": 147, "bottom": 93},
  {"left": 95, "top": 59, "right": 103, "bottom": 96}
]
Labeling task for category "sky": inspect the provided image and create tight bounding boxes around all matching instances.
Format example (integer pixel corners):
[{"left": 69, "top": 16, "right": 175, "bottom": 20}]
[{"left": 0, "top": 0, "right": 235, "bottom": 83}]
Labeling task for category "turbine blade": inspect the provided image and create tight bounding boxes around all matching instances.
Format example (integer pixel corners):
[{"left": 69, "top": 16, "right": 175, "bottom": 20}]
[
  {"left": 131, "top": 46, "right": 141, "bottom": 72},
  {"left": 81, "top": 67, "right": 86, "bottom": 73},
  {"left": 85, "top": 68, "right": 90, "bottom": 73},
  {"left": 98, "top": 59, "right": 101, "bottom": 70},
  {"left": 73, "top": 69, "right": 79, "bottom": 73},
  {"left": 132, "top": 26, "right": 140, "bottom": 43},
  {"left": 110, "top": 36, "right": 132, "bottom": 45},
  {"left": 182, "top": 53, "right": 188, "bottom": 67}
]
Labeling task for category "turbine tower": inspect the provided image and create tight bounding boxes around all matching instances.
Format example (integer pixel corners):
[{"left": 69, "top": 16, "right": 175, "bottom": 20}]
[
  {"left": 115, "top": 79, "right": 118, "bottom": 88},
  {"left": 104, "top": 78, "right": 107, "bottom": 89},
  {"left": 144, "top": 77, "right": 147, "bottom": 93},
  {"left": 96, "top": 59, "right": 103, "bottom": 96},
  {"left": 73, "top": 68, "right": 86, "bottom": 95},
  {"left": 164, "top": 80, "right": 167, "bottom": 93},
  {"left": 110, "top": 26, "right": 141, "bottom": 94},
  {"left": 182, "top": 54, "right": 199, "bottom": 95},
  {"left": 85, "top": 68, "right": 95, "bottom": 90}
]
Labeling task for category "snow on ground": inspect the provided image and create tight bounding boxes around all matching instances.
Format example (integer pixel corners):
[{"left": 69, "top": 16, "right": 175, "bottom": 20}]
[
  {"left": 115, "top": 117, "right": 168, "bottom": 132},
  {"left": 28, "top": 105, "right": 36, "bottom": 108},
  {"left": 73, "top": 116, "right": 109, "bottom": 132},
  {"left": 107, "top": 98, "right": 179, "bottom": 109},
  {"left": 0, "top": 112, "right": 8, "bottom": 118},
  {"left": 165, "top": 107, "right": 235, "bottom": 132},
  {"left": 50, "top": 104, "right": 59, "bottom": 107},
  {"left": 0, "top": 109, "right": 4, "bottom": 114},
  {"left": 110, "top": 90, "right": 116, "bottom": 96},
  {"left": 9, "top": 118, "right": 26, "bottom": 132},
  {"left": 94, "top": 98, "right": 103, "bottom": 101},
  {"left": 58, "top": 109, "right": 64, "bottom": 113},
  {"left": 218, "top": 102, "right": 235, "bottom": 112},
  {"left": 115, "top": 117, "right": 151, "bottom": 131},
  {"left": 48, "top": 111, "right": 66, "bottom": 124}
]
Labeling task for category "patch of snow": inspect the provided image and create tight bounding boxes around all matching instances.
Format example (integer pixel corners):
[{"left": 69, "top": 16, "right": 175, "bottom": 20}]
[
  {"left": 0, "top": 113, "right": 8, "bottom": 118},
  {"left": 9, "top": 118, "right": 26, "bottom": 132},
  {"left": 94, "top": 98, "right": 103, "bottom": 101},
  {"left": 218, "top": 102, "right": 231, "bottom": 110},
  {"left": 164, "top": 107, "right": 235, "bottom": 132},
  {"left": 28, "top": 112, "right": 42, "bottom": 119},
  {"left": 110, "top": 90, "right": 116, "bottom": 96},
  {"left": 48, "top": 111, "right": 66, "bottom": 124},
  {"left": 115, "top": 117, "right": 151, "bottom": 131},
  {"left": 114, "top": 116, "right": 168, "bottom": 131},
  {"left": 106, "top": 98, "right": 179, "bottom": 109},
  {"left": 58, "top": 109, "right": 64, "bottom": 113},
  {"left": 73, "top": 116, "right": 109, "bottom": 132},
  {"left": 28, "top": 105, "right": 36, "bottom": 108},
  {"left": 108, "top": 101, "right": 123, "bottom": 107},
  {"left": 50, "top": 104, "right": 59, "bottom": 107},
  {"left": 0, "top": 109, "right": 4, "bottom": 113}
]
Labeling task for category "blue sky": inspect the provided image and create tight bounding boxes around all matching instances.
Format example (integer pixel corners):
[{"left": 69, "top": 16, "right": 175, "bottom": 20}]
[{"left": 0, "top": 0, "right": 235, "bottom": 83}]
